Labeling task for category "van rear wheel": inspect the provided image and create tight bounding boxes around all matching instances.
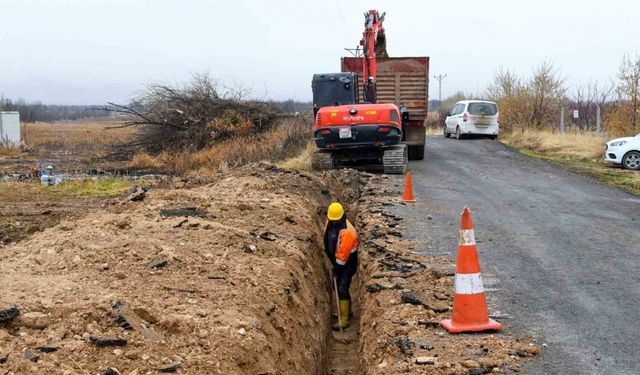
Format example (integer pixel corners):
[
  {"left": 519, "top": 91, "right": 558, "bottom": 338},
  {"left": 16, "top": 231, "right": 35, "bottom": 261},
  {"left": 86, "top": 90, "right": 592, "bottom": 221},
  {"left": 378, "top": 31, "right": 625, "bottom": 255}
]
[{"left": 455, "top": 127, "right": 463, "bottom": 140}]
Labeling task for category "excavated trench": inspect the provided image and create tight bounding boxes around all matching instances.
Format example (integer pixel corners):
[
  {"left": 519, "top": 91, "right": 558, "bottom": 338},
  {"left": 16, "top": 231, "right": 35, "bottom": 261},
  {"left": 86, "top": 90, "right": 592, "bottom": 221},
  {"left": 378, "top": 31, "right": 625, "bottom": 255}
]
[
  {"left": 0, "top": 164, "right": 367, "bottom": 375},
  {"left": 319, "top": 173, "right": 367, "bottom": 375}
]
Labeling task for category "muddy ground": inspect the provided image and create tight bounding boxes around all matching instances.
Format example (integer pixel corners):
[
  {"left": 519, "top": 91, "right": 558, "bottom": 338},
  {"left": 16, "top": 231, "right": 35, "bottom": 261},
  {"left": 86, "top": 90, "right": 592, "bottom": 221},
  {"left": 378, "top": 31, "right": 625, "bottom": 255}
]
[
  {"left": 0, "top": 182, "right": 103, "bottom": 244},
  {"left": 0, "top": 164, "right": 538, "bottom": 375}
]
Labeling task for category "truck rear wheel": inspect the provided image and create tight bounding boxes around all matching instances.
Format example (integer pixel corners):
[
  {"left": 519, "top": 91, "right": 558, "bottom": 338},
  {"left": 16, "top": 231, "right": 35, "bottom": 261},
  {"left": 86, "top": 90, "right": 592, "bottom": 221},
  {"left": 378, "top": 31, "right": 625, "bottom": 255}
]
[{"left": 408, "top": 145, "right": 425, "bottom": 160}]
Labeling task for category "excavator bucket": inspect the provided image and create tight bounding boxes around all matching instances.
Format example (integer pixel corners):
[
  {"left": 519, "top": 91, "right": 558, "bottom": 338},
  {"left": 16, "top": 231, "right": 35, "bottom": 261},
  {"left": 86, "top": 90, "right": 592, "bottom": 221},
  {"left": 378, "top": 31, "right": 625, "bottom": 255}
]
[{"left": 375, "top": 29, "right": 388, "bottom": 58}]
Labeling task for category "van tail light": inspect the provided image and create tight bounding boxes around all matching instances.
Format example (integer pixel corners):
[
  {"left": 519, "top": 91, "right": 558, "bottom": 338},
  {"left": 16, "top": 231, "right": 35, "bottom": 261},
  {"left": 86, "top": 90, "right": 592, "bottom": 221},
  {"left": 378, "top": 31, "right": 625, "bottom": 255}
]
[
  {"left": 378, "top": 126, "right": 391, "bottom": 132},
  {"left": 463, "top": 112, "right": 468, "bottom": 122},
  {"left": 319, "top": 129, "right": 330, "bottom": 135}
]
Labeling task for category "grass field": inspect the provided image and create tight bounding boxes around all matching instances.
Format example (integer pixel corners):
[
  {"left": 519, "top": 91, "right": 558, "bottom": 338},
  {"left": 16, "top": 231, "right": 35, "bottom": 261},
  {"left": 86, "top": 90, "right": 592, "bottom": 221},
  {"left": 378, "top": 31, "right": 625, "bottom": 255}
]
[
  {"left": 22, "top": 119, "right": 136, "bottom": 152},
  {"left": 1, "top": 119, "right": 139, "bottom": 176},
  {"left": 502, "top": 129, "right": 640, "bottom": 195}
]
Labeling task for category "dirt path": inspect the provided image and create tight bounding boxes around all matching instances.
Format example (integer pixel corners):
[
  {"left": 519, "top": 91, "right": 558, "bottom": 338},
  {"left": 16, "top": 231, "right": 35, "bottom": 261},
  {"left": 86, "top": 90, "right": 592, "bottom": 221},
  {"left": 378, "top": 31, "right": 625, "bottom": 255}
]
[{"left": 399, "top": 136, "right": 640, "bottom": 374}]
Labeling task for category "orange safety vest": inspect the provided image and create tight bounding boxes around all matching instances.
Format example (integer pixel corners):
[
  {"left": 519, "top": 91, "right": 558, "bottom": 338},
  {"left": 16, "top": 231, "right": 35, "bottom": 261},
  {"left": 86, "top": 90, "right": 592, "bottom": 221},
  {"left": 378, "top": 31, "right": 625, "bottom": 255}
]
[{"left": 325, "top": 219, "right": 358, "bottom": 266}]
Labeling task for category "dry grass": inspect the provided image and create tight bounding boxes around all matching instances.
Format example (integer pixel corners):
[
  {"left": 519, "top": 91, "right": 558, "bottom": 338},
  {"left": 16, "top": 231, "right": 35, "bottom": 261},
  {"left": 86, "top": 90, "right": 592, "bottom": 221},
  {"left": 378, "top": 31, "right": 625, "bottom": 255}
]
[
  {"left": 501, "top": 129, "right": 607, "bottom": 160},
  {"left": 426, "top": 127, "right": 442, "bottom": 136},
  {"left": 278, "top": 142, "right": 315, "bottom": 170},
  {"left": 127, "top": 153, "right": 162, "bottom": 170},
  {"left": 23, "top": 120, "right": 135, "bottom": 149},
  {"left": 126, "top": 117, "right": 312, "bottom": 175},
  {"left": 1, "top": 119, "right": 139, "bottom": 174},
  {"left": 3, "top": 117, "right": 311, "bottom": 175},
  {"left": 0, "top": 143, "right": 23, "bottom": 157},
  {"left": 502, "top": 129, "right": 640, "bottom": 195}
]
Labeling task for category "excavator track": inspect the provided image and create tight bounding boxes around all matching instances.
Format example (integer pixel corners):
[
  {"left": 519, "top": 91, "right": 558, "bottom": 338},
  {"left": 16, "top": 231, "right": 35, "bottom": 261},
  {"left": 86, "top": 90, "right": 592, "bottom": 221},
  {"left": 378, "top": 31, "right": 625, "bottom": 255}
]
[
  {"left": 382, "top": 144, "right": 408, "bottom": 174},
  {"left": 310, "top": 150, "right": 334, "bottom": 171}
]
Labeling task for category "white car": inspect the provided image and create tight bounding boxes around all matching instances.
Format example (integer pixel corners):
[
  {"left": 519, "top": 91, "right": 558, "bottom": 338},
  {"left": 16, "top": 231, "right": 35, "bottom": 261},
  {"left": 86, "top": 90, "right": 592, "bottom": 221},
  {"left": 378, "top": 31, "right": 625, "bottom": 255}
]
[
  {"left": 444, "top": 100, "right": 500, "bottom": 140},
  {"left": 604, "top": 134, "right": 640, "bottom": 170}
]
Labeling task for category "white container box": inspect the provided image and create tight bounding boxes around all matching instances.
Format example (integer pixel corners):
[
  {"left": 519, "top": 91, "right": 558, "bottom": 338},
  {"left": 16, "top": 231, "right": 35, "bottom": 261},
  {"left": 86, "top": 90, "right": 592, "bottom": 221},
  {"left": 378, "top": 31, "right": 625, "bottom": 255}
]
[{"left": 0, "top": 111, "right": 21, "bottom": 145}]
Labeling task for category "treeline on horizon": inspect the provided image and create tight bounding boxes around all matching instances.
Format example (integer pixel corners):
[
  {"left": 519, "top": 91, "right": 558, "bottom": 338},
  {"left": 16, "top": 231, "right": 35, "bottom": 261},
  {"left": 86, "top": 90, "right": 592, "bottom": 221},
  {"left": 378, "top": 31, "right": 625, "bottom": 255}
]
[{"left": 0, "top": 96, "right": 311, "bottom": 123}]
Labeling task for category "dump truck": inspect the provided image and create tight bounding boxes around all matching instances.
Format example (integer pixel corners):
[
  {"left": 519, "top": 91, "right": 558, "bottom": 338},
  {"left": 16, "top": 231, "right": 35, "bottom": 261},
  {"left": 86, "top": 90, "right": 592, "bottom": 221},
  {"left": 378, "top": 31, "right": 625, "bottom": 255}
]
[{"left": 341, "top": 57, "right": 429, "bottom": 160}]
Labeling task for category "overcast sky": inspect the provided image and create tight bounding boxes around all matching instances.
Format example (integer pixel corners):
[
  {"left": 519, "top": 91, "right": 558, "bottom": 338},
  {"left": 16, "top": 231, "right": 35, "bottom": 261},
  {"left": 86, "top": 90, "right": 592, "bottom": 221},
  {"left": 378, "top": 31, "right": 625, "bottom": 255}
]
[{"left": 0, "top": 0, "right": 638, "bottom": 105}]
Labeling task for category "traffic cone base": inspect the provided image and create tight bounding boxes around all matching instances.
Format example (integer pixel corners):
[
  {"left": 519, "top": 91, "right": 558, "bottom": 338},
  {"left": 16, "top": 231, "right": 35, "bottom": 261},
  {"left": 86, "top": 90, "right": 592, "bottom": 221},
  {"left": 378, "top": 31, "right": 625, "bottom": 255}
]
[
  {"left": 440, "top": 318, "right": 502, "bottom": 333},
  {"left": 402, "top": 172, "right": 416, "bottom": 203}
]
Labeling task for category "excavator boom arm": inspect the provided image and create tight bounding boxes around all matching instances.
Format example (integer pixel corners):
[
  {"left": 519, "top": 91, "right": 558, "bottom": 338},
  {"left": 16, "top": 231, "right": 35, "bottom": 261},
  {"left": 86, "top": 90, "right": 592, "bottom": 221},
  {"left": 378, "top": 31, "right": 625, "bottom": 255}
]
[{"left": 360, "top": 10, "right": 386, "bottom": 103}]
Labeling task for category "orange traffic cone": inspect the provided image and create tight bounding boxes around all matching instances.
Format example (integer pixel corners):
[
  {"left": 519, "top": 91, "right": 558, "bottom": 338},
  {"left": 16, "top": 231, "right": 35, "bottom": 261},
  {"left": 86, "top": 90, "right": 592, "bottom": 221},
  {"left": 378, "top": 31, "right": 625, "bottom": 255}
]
[
  {"left": 402, "top": 172, "right": 416, "bottom": 203},
  {"left": 440, "top": 207, "right": 502, "bottom": 333}
]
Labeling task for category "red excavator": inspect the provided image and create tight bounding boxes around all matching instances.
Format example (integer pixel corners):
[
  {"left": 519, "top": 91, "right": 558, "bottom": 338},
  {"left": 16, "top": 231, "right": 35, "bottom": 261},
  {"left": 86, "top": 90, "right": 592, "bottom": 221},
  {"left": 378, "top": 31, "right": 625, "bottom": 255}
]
[{"left": 311, "top": 10, "right": 429, "bottom": 174}]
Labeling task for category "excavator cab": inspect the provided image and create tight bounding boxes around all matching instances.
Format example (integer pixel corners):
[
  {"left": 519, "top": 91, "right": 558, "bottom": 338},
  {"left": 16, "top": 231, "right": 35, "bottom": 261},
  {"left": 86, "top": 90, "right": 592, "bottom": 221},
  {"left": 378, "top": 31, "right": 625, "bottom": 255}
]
[{"left": 312, "top": 73, "right": 359, "bottom": 117}]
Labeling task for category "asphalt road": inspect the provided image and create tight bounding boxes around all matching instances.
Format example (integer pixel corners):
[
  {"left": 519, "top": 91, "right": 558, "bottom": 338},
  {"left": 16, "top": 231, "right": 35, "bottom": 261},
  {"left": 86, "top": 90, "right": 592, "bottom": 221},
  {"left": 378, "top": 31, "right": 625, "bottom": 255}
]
[{"left": 395, "top": 136, "right": 640, "bottom": 374}]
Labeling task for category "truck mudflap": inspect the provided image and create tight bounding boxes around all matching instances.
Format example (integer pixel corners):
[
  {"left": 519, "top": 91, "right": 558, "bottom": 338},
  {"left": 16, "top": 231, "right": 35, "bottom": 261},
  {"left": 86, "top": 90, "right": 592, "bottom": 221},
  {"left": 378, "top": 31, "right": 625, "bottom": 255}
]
[{"left": 404, "top": 125, "right": 426, "bottom": 160}]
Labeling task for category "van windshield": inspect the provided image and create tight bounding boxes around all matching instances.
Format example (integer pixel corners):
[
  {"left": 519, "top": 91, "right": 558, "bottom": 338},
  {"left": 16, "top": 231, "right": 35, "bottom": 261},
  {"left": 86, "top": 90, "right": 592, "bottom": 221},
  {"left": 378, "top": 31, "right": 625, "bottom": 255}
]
[{"left": 468, "top": 103, "right": 498, "bottom": 115}]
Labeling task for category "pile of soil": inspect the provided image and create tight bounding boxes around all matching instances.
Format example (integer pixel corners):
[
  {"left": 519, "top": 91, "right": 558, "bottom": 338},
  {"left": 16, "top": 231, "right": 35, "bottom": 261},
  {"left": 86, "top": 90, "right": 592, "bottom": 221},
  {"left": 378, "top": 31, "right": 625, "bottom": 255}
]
[
  {"left": 0, "top": 164, "right": 361, "bottom": 375},
  {"left": 354, "top": 175, "right": 539, "bottom": 374}
]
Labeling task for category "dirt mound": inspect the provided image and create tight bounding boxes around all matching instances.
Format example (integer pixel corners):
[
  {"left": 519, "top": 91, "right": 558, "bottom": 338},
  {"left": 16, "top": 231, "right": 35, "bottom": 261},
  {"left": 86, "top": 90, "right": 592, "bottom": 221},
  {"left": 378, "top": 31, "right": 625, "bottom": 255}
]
[{"left": 0, "top": 165, "right": 361, "bottom": 375}]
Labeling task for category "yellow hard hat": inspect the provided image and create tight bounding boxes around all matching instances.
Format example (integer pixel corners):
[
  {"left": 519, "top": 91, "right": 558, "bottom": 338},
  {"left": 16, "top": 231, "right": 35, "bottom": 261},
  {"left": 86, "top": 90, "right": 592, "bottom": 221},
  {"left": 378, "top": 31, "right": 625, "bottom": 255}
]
[{"left": 327, "top": 202, "right": 344, "bottom": 221}]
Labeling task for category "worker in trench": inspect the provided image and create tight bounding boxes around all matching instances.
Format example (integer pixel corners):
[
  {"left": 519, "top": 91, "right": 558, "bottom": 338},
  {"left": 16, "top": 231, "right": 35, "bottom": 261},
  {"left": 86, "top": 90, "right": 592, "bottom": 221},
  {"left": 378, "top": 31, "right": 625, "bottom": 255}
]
[{"left": 323, "top": 202, "right": 358, "bottom": 330}]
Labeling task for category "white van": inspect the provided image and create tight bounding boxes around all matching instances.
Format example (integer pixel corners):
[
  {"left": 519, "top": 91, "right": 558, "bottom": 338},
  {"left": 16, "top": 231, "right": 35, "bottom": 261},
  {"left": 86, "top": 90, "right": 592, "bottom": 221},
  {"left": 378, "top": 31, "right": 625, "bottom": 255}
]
[{"left": 444, "top": 100, "right": 499, "bottom": 140}]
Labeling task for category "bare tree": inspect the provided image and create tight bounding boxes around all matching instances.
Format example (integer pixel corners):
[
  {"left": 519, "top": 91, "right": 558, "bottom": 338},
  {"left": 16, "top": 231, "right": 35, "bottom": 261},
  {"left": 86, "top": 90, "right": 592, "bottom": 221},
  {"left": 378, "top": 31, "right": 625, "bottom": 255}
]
[
  {"left": 485, "top": 68, "right": 530, "bottom": 130},
  {"left": 572, "top": 81, "right": 614, "bottom": 130},
  {"left": 486, "top": 68, "right": 522, "bottom": 99},
  {"left": 529, "top": 62, "right": 566, "bottom": 129},
  {"left": 617, "top": 52, "right": 640, "bottom": 129},
  {"left": 441, "top": 91, "right": 468, "bottom": 114}
]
